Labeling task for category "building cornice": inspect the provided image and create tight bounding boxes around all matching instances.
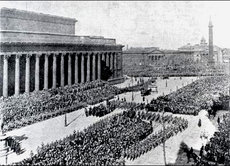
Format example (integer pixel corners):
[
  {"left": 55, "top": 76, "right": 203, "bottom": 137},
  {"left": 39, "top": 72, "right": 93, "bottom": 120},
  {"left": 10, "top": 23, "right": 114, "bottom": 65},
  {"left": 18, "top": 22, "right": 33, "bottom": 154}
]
[
  {"left": 0, "top": 50, "right": 123, "bottom": 55},
  {"left": 0, "top": 7, "right": 77, "bottom": 25}
]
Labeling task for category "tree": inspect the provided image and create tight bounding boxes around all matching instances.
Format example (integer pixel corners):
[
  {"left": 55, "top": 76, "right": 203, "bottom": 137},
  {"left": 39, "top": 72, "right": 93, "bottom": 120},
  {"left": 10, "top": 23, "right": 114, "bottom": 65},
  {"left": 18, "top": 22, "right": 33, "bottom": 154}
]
[{"left": 198, "top": 119, "right": 202, "bottom": 127}]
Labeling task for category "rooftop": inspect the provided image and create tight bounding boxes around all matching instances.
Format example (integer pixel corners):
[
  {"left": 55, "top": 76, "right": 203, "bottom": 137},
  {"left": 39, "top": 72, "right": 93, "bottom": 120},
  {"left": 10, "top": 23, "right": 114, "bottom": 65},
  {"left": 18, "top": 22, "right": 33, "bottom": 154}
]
[
  {"left": 0, "top": 7, "right": 77, "bottom": 25},
  {"left": 0, "top": 8, "right": 120, "bottom": 46}
]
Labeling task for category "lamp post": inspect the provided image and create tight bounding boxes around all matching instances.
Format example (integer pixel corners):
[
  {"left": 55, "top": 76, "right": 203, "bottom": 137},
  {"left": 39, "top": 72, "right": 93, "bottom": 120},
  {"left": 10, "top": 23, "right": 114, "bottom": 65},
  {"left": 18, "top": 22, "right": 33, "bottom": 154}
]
[
  {"left": 161, "top": 104, "right": 167, "bottom": 166},
  {"left": 131, "top": 77, "right": 134, "bottom": 101},
  {"left": 64, "top": 113, "right": 67, "bottom": 127},
  {"left": 0, "top": 112, "right": 9, "bottom": 165}
]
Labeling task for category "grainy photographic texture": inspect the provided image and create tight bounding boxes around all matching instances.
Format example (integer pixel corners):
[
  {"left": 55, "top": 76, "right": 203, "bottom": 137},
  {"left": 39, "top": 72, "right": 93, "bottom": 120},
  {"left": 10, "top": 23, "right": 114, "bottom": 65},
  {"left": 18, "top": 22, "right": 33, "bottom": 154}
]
[{"left": 0, "top": 1, "right": 229, "bottom": 165}]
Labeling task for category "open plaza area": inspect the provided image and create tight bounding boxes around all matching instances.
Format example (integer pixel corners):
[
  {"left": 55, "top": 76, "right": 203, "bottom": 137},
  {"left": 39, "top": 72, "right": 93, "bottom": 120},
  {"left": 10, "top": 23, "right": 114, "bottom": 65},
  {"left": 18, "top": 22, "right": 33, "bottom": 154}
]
[
  {"left": 0, "top": 76, "right": 228, "bottom": 165},
  {"left": 2, "top": 76, "right": 193, "bottom": 164},
  {"left": 0, "top": 1, "right": 230, "bottom": 165}
]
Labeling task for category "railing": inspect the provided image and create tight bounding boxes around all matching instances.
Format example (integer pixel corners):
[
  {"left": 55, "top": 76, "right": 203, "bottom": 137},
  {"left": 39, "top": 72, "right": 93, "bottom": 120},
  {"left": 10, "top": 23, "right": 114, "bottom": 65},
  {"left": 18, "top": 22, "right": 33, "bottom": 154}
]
[{"left": 0, "top": 30, "right": 116, "bottom": 45}]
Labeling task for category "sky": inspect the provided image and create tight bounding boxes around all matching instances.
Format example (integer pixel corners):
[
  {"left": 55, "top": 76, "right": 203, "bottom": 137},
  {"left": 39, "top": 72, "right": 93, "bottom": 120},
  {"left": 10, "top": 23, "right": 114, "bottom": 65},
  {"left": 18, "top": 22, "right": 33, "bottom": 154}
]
[{"left": 1, "top": 1, "right": 230, "bottom": 50}]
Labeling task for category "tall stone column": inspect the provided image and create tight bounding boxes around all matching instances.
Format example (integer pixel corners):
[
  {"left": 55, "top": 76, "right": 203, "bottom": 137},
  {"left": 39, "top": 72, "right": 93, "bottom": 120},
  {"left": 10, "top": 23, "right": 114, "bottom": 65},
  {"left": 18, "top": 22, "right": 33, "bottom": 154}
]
[
  {"left": 110, "top": 53, "right": 114, "bottom": 78},
  {"left": 68, "top": 53, "right": 72, "bottom": 86},
  {"left": 25, "top": 54, "right": 31, "bottom": 93},
  {"left": 120, "top": 52, "right": 123, "bottom": 77},
  {"left": 61, "top": 53, "right": 65, "bottom": 87},
  {"left": 81, "top": 53, "right": 85, "bottom": 83},
  {"left": 44, "top": 53, "right": 49, "bottom": 90},
  {"left": 106, "top": 52, "right": 110, "bottom": 68},
  {"left": 117, "top": 52, "right": 122, "bottom": 78},
  {"left": 92, "top": 53, "right": 96, "bottom": 81},
  {"left": 15, "top": 54, "right": 20, "bottom": 96},
  {"left": 75, "top": 53, "right": 79, "bottom": 84},
  {"left": 97, "top": 53, "right": 101, "bottom": 80},
  {"left": 35, "top": 54, "right": 41, "bottom": 91},
  {"left": 86, "top": 53, "right": 91, "bottom": 82},
  {"left": 114, "top": 53, "right": 117, "bottom": 78},
  {"left": 3, "top": 55, "right": 9, "bottom": 97},
  {"left": 102, "top": 52, "right": 106, "bottom": 61},
  {"left": 52, "top": 53, "right": 57, "bottom": 88},
  {"left": 209, "top": 19, "right": 214, "bottom": 62}
]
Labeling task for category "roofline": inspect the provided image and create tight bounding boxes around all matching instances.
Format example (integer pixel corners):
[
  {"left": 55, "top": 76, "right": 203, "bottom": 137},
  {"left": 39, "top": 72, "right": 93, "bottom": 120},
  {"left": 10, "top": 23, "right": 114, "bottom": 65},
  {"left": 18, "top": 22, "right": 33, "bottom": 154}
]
[
  {"left": 0, "top": 7, "right": 78, "bottom": 23},
  {"left": 0, "top": 42, "right": 124, "bottom": 47}
]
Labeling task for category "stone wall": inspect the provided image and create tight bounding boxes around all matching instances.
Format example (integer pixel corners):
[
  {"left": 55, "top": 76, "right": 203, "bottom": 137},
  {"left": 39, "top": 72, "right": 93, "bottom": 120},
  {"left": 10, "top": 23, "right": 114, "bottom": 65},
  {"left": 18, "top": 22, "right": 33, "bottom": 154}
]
[
  {"left": 0, "top": 31, "right": 116, "bottom": 45},
  {"left": 0, "top": 43, "right": 123, "bottom": 53},
  {"left": 0, "top": 8, "right": 76, "bottom": 35}
]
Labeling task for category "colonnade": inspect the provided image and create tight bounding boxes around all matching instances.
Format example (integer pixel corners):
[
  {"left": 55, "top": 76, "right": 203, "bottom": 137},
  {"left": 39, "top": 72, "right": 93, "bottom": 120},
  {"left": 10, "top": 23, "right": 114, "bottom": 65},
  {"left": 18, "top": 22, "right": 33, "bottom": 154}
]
[
  {"left": 1, "top": 51, "right": 121, "bottom": 97},
  {"left": 148, "top": 55, "right": 164, "bottom": 62}
]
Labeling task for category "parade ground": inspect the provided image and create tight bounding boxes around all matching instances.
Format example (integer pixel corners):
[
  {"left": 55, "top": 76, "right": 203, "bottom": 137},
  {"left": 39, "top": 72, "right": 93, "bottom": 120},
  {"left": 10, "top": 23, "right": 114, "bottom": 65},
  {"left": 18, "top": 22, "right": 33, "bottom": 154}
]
[{"left": 0, "top": 76, "right": 220, "bottom": 165}]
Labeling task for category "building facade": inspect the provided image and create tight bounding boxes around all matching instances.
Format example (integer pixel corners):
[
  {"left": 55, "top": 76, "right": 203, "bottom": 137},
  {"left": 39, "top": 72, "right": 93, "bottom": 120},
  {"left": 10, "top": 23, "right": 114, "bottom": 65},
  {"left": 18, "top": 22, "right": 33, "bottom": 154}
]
[
  {"left": 123, "top": 47, "right": 161, "bottom": 66},
  {"left": 0, "top": 8, "right": 124, "bottom": 97},
  {"left": 123, "top": 46, "right": 195, "bottom": 68},
  {"left": 178, "top": 37, "right": 223, "bottom": 64},
  {"left": 178, "top": 20, "right": 224, "bottom": 64}
]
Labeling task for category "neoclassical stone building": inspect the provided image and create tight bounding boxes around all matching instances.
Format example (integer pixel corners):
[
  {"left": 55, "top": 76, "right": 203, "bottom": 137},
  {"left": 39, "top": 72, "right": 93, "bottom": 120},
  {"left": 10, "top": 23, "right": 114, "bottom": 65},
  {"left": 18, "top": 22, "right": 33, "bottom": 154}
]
[{"left": 0, "top": 8, "right": 124, "bottom": 97}]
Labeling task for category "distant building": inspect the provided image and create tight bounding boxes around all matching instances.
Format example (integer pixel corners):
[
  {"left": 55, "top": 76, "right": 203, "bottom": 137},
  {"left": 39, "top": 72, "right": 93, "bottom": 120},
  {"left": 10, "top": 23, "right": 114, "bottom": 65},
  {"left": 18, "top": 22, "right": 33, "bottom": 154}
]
[
  {"left": 178, "top": 37, "right": 223, "bottom": 63},
  {"left": 178, "top": 20, "right": 224, "bottom": 64},
  {"left": 222, "top": 48, "right": 230, "bottom": 62},
  {"left": 123, "top": 20, "right": 228, "bottom": 76},
  {"left": 123, "top": 47, "right": 160, "bottom": 66}
]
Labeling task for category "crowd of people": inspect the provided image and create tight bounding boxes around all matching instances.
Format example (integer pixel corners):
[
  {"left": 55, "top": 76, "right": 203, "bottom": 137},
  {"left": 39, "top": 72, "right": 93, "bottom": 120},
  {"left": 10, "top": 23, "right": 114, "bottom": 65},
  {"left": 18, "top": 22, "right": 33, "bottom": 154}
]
[
  {"left": 201, "top": 113, "right": 230, "bottom": 165},
  {"left": 15, "top": 110, "right": 154, "bottom": 165},
  {"left": 124, "top": 111, "right": 188, "bottom": 160},
  {"left": 85, "top": 99, "right": 146, "bottom": 117},
  {"left": 123, "top": 53, "right": 225, "bottom": 77},
  {"left": 146, "top": 76, "right": 229, "bottom": 115},
  {"left": 87, "top": 76, "right": 228, "bottom": 119},
  {"left": 118, "top": 77, "right": 155, "bottom": 93},
  {"left": 181, "top": 113, "right": 230, "bottom": 165},
  {"left": 2, "top": 67, "right": 229, "bottom": 165},
  {"left": 13, "top": 102, "right": 189, "bottom": 166},
  {"left": 85, "top": 101, "right": 117, "bottom": 117},
  {"left": 5, "top": 136, "right": 22, "bottom": 155},
  {"left": 0, "top": 77, "right": 154, "bottom": 132},
  {"left": 0, "top": 80, "right": 121, "bottom": 132}
]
